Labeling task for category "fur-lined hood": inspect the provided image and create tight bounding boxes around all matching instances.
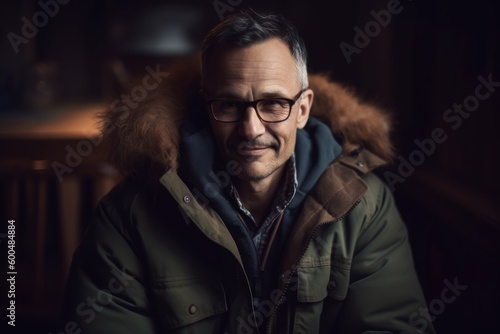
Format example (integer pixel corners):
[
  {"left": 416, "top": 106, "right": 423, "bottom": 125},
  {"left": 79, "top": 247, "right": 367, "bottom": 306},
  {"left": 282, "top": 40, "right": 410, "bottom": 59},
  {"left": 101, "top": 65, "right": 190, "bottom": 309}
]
[{"left": 100, "top": 63, "right": 393, "bottom": 179}]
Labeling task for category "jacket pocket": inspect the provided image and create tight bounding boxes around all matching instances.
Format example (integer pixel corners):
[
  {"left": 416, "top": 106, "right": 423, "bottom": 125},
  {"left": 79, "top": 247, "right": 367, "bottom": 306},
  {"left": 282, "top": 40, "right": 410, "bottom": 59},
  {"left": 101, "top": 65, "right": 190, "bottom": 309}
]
[
  {"left": 327, "top": 263, "right": 350, "bottom": 301},
  {"left": 296, "top": 263, "right": 331, "bottom": 303},
  {"left": 151, "top": 276, "right": 228, "bottom": 329},
  {"left": 293, "top": 262, "right": 351, "bottom": 333},
  {"left": 292, "top": 263, "right": 332, "bottom": 333},
  {"left": 295, "top": 259, "right": 351, "bottom": 302}
]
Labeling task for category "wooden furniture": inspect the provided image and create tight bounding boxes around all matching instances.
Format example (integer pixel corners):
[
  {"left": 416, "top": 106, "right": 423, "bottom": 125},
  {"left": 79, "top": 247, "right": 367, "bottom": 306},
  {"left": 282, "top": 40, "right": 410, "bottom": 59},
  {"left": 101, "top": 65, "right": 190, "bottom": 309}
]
[{"left": 0, "top": 105, "right": 120, "bottom": 307}]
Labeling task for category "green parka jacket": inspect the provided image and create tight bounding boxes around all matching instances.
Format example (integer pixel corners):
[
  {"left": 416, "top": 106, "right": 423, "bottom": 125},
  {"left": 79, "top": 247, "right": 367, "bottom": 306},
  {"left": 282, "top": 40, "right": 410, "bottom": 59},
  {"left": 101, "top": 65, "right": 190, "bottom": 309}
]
[{"left": 60, "top": 72, "right": 436, "bottom": 334}]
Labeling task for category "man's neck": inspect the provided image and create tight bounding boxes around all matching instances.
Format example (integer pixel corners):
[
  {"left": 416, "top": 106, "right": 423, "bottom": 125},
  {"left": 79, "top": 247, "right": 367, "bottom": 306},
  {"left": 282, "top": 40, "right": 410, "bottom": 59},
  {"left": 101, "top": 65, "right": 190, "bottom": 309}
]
[{"left": 234, "top": 166, "right": 286, "bottom": 226}]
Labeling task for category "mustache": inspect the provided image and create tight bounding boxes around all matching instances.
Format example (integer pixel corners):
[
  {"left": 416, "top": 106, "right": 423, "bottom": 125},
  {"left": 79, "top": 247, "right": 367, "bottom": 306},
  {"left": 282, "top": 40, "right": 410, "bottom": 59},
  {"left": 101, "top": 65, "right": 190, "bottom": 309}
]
[{"left": 231, "top": 137, "right": 279, "bottom": 150}]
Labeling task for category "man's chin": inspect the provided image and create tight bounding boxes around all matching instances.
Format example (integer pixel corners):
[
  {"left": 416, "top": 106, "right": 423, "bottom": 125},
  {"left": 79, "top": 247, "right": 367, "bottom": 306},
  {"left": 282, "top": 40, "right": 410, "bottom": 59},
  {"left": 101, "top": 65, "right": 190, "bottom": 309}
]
[
  {"left": 234, "top": 160, "right": 283, "bottom": 182},
  {"left": 241, "top": 155, "right": 260, "bottom": 163},
  {"left": 236, "top": 169, "right": 268, "bottom": 182},
  {"left": 231, "top": 161, "right": 267, "bottom": 181}
]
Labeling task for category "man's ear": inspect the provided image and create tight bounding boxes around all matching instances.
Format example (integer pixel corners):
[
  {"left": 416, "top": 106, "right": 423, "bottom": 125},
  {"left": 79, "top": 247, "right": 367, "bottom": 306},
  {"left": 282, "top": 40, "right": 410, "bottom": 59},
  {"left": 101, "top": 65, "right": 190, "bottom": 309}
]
[{"left": 297, "top": 88, "right": 314, "bottom": 129}]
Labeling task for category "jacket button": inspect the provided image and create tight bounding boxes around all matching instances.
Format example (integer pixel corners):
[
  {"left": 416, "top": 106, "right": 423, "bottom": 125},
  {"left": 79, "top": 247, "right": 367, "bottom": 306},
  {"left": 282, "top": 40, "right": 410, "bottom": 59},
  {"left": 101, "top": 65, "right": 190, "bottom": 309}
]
[
  {"left": 327, "top": 280, "right": 337, "bottom": 291},
  {"left": 183, "top": 195, "right": 191, "bottom": 204},
  {"left": 350, "top": 147, "right": 363, "bottom": 157},
  {"left": 189, "top": 304, "right": 197, "bottom": 314},
  {"left": 356, "top": 161, "right": 365, "bottom": 168}
]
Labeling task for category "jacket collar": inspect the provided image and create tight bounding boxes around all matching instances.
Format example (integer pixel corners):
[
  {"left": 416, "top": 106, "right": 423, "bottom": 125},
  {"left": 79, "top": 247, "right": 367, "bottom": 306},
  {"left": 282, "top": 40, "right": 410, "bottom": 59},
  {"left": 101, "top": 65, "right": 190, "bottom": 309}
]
[
  {"left": 277, "top": 154, "right": 370, "bottom": 277},
  {"left": 99, "top": 59, "right": 394, "bottom": 179}
]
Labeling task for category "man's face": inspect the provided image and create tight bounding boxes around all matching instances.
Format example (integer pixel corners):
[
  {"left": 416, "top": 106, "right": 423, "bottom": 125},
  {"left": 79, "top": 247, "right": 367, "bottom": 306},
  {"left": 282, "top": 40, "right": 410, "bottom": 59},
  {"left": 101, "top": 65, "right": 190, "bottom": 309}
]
[{"left": 203, "top": 38, "right": 313, "bottom": 182}]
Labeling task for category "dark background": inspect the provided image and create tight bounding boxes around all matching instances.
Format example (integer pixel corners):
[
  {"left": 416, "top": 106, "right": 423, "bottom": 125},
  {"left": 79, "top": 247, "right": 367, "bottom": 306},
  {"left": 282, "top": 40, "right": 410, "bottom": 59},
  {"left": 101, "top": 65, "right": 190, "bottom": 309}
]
[{"left": 1, "top": 0, "right": 499, "bottom": 333}]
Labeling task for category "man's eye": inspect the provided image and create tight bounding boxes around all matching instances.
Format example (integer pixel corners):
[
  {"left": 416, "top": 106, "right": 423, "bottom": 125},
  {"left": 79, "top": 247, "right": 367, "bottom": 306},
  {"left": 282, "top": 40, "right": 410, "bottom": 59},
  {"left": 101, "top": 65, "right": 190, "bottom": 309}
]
[
  {"left": 219, "top": 101, "right": 240, "bottom": 111},
  {"left": 261, "top": 99, "right": 288, "bottom": 109}
]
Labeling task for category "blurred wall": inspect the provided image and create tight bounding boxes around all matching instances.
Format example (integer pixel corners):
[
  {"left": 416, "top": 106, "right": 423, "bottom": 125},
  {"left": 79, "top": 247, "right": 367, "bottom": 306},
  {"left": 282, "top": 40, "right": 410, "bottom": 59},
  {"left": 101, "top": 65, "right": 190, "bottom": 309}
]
[{"left": 1, "top": 0, "right": 498, "bottom": 332}]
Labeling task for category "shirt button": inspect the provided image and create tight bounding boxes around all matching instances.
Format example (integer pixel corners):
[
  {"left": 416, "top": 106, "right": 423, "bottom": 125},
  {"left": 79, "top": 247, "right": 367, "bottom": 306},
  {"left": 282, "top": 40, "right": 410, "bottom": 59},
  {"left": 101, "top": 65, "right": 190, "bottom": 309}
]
[
  {"left": 327, "top": 280, "right": 337, "bottom": 291},
  {"left": 183, "top": 195, "right": 191, "bottom": 204},
  {"left": 356, "top": 161, "right": 365, "bottom": 168},
  {"left": 189, "top": 304, "right": 197, "bottom": 314}
]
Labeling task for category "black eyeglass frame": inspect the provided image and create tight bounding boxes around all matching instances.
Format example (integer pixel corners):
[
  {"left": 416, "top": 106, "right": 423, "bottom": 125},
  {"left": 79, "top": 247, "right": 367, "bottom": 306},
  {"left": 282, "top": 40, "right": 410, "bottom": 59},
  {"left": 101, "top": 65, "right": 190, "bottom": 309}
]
[{"left": 206, "top": 88, "right": 308, "bottom": 123}]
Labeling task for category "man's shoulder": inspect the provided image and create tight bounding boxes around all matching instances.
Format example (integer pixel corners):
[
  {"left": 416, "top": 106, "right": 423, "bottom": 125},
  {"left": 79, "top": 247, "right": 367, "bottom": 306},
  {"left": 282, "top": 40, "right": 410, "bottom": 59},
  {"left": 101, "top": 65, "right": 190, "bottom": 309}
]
[
  {"left": 314, "top": 150, "right": 388, "bottom": 194},
  {"left": 98, "top": 177, "right": 173, "bottom": 223},
  {"left": 359, "top": 172, "right": 392, "bottom": 213},
  {"left": 333, "top": 149, "right": 391, "bottom": 202},
  {"left": 360, "top": 172, "right": 389, "bottom": 197},
  {"left": 323, "top": 155, "right": 394, "bottom": 219},
  {"left": 102, "top": 177, "right": 147, "bottom": 207}
]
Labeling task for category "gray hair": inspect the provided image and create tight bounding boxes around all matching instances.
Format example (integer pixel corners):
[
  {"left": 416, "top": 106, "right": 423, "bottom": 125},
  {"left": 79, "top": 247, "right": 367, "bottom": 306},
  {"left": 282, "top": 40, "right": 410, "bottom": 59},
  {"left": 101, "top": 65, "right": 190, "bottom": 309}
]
[{"left": 201, "top": 10, "right": 308, "bottom": 89}]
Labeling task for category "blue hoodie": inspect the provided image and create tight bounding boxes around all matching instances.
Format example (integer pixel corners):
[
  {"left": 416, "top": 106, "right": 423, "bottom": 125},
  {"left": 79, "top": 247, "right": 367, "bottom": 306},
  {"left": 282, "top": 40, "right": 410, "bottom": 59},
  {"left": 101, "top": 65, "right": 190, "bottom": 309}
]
[{"left": 179, "top": 116, "right": 342, "bottom": 317}]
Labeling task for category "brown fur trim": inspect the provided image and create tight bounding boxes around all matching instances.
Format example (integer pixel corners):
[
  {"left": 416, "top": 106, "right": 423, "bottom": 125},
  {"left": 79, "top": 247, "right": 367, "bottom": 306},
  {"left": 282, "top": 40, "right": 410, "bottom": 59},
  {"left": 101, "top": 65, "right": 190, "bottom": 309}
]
[
  {"left": 308, "top": 73, "right": 394, "bottom": 162},
  {"left": 98, "top": 57, "right": 201, "bottom": 180},
  {"left": 98, "top": 64, "right": 393, "bottom": 179}
]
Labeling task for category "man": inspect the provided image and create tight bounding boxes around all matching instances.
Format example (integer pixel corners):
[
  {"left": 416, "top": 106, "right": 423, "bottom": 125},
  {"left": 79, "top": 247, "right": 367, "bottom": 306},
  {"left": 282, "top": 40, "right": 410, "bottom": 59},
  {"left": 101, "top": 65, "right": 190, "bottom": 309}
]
[{"left": 61, "top": 10, "right": 435, "bottom": 334}]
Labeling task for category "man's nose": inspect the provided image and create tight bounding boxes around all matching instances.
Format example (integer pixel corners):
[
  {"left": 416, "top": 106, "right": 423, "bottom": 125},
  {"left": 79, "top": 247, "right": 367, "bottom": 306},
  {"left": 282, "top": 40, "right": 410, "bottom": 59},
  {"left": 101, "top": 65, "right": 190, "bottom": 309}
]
[{"left": 238, "top": 106, "right": 266, "bottom": 139}]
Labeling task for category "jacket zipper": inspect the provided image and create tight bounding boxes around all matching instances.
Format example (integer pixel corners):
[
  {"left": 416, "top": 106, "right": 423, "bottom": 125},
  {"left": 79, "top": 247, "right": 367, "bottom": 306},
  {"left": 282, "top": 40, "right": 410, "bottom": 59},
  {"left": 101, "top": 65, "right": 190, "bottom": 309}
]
[{"left": 264, "top": 200, "right": 361, "bottom": 334}]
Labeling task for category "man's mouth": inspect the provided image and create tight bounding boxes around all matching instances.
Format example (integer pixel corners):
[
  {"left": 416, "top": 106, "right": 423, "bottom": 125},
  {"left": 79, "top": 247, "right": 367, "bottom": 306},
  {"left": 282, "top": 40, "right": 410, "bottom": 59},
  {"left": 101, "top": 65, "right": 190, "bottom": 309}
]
[
  {"left": 235, "top": 145, "right": 269, "bottom": 156},
  {"left": 229, "top": 139, "right": 278, "bottom": 159}
]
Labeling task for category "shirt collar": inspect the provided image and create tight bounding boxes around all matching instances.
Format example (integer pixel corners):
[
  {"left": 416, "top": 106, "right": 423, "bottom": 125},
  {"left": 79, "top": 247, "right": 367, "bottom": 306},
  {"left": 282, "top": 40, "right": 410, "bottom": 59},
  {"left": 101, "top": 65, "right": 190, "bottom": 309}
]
[{"left": 229, "top": 154, "right": 298, "bottom": 226}]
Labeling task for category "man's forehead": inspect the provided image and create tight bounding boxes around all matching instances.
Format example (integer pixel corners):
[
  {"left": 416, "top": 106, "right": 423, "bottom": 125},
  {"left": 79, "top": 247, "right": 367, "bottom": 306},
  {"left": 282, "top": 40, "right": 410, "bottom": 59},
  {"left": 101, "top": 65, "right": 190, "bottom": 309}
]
[
  {"left": 207, "top": 37, "right": 293, "bottom": 64},
  {"left": 231, "top": 38, "right": 289, "bottom": 54},
  {"left": 203, "top": 38, "right": 299, "bottom": 92}
]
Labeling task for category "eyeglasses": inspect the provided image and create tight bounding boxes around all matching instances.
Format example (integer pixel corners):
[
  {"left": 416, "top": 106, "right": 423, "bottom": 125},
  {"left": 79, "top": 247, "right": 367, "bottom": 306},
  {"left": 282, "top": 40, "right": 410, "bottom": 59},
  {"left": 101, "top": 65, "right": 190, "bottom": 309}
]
[{"left": 206, "top": 89, "right": 307, "bottom": 123}]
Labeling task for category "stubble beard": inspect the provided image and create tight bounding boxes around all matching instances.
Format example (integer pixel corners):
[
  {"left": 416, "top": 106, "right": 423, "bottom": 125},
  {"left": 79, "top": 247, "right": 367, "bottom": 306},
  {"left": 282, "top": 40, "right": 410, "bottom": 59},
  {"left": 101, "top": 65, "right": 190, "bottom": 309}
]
[{"left": 236, "top": 148, "right": 283, "bottom": 181}]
